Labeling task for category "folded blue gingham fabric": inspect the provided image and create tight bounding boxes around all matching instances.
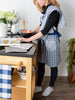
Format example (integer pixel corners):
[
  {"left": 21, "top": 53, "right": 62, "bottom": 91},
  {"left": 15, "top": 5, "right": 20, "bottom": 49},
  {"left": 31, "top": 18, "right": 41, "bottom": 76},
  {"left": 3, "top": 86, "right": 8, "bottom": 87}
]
[{"left": 0, "top": 64, "right": 11, "bottom": 99}]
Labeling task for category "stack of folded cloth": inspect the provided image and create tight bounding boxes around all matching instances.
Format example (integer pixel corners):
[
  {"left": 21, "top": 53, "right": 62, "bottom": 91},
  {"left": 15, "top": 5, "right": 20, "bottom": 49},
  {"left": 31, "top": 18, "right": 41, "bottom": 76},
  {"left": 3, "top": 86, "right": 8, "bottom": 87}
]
[
  {"left": 4, "top": 43, "right": 33, "bottom": 53},
  {"left": 0, "top": 64, "right": 11, "bottom": 99}
]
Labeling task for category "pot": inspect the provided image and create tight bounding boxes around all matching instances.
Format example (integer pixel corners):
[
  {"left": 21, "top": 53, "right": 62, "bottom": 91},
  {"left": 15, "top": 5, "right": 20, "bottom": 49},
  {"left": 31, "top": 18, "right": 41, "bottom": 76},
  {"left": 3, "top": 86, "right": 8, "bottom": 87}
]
[{"left": 21, "top": 30, "right": 36, "bottom": 38}]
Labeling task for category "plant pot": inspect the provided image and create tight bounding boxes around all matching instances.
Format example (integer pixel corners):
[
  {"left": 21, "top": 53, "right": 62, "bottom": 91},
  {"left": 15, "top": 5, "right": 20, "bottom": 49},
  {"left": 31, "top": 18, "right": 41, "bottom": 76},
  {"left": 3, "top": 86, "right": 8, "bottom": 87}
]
[
  {"left": 68, "top": 64, "right": 75, "bottom": 83},
  {"left": 0, "top": 23, "right": 8, "bottom": 37},
  {"left": 68, "top": 66, "right": 72, "bottom": 81}
]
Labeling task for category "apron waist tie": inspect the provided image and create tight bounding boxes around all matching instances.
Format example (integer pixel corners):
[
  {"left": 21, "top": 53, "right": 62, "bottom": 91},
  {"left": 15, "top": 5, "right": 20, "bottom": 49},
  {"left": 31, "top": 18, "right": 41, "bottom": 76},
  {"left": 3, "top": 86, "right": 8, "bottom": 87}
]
[{"left": 48, "top": 30, "right": 62, "bottom": 38}]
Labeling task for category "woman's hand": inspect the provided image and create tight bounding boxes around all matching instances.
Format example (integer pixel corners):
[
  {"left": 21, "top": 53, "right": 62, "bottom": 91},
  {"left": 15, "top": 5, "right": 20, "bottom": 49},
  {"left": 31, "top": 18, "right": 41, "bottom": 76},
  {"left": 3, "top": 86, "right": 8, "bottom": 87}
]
[
  {"left": 17, "top": 38, "right": 30, "bottom": 42},
  {"left": 17, "top": 31, "right": 43, "bottom": 42}
]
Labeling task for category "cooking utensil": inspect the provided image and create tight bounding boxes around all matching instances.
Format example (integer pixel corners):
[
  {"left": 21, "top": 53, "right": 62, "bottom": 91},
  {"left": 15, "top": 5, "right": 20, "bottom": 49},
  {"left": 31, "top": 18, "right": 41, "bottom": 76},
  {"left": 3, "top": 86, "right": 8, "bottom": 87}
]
[{"left": 21, "top": 20, "right": 26, "bottom": 33}]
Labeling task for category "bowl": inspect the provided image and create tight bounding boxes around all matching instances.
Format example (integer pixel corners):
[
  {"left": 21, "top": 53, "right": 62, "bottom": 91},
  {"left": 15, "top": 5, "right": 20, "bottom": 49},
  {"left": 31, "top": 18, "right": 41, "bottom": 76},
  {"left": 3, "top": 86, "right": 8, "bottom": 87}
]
[
  {"left": 18, "top": 66, "right": 26, "bottom": 80},
  {"left": 18, "top": 72, "right": 26, "bottom": 80}
]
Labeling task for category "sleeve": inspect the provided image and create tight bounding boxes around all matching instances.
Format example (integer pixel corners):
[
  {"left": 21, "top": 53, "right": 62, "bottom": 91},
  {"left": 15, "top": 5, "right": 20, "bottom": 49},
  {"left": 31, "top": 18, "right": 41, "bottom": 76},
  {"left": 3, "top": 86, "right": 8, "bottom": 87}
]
[{"left": 40, "top": 10, "right": 60, "bottom": 35}]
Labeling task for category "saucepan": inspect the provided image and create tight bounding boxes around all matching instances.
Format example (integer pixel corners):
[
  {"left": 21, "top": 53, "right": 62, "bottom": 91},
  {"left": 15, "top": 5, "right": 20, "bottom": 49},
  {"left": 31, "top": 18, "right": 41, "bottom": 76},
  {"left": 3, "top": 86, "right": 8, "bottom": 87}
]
[{"left": 18, "top": 20, "right": 37, "bottom": 38}]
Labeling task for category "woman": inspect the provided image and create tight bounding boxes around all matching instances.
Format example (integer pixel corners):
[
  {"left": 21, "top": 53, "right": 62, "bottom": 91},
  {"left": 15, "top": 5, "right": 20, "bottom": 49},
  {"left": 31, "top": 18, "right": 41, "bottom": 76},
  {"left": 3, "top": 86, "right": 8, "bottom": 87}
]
[{"left": 17, "top": 0, "right": 66, "bottom": 96}]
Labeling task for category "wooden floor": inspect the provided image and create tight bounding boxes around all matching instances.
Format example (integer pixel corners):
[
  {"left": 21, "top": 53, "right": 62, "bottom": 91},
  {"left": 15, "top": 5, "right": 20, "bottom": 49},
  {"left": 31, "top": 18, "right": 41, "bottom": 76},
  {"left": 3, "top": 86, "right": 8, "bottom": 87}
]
[{"left": 33, "top": 76, "right": 75, "bottom": 100}]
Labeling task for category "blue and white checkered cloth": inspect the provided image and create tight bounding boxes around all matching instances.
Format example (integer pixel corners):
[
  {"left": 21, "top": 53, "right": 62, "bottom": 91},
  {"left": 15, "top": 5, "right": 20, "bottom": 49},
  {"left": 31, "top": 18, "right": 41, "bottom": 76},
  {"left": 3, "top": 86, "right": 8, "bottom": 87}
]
[{"left": 0, "top": 64, "right": 11, "bottom": 99}]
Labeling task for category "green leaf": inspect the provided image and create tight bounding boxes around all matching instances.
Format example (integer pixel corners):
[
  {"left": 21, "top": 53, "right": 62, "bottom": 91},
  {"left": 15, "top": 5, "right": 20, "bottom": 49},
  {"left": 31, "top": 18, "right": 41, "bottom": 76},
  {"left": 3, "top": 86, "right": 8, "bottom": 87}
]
[
  {"left": 66, "top": 38, "right": 75, "bottom": 72},
  {"left": 0, "top": 18, "right": 7, "bottom": 24},
  {"left": 4, "top": 10, "right": 15, "bottom": 22},
  {"left": 0, "top": 10, "right": 15, "bottom": 23}
]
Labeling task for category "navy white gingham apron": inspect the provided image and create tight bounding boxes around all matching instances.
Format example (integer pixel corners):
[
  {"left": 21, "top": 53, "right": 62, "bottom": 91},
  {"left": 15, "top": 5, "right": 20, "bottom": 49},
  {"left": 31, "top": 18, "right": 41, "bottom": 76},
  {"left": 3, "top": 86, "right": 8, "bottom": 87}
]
[
  {"left": 37, "top": 31, "right": 61, "bottom": 67},
  {"left": 37, "top": 5, "right": 63, "bottom": 67}
]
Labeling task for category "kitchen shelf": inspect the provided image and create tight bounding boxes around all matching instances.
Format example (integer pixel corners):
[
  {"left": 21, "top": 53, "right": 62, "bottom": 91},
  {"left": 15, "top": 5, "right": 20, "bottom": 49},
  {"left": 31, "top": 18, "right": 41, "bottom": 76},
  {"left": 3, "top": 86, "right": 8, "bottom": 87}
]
[
  {"left": 11, "top": 69, "right": 36, "bottom": 100},
  {"left": 12, "top": 69, "right": 36, "bottom": 89},
  {"left": 12, "top": 69, "right": 26, "bottom": 88}
]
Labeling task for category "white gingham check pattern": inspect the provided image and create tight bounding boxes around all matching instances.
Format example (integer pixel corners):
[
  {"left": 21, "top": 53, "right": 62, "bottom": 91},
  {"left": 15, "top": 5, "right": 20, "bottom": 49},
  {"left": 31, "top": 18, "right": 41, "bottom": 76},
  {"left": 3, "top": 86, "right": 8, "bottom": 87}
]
[
  {"left": 38, "top": 34, "right": 61, "bottom": 67},
  {"left": 0, "top": 65, "right": 11, "bottom": 99}
]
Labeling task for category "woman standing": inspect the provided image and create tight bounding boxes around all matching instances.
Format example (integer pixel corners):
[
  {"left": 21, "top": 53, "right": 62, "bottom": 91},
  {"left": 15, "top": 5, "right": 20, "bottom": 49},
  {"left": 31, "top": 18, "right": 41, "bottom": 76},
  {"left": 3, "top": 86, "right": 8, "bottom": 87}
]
[{"left": 17, "top": 0, "right": 66, "bottom": 96}]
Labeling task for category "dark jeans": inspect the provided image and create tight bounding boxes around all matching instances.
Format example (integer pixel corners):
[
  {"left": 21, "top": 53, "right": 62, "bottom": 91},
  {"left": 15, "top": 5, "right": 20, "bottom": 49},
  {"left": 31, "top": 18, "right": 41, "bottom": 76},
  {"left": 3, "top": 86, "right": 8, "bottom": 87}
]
[{"left": 36, "top": 62, "right": 58, "bottom": 87}]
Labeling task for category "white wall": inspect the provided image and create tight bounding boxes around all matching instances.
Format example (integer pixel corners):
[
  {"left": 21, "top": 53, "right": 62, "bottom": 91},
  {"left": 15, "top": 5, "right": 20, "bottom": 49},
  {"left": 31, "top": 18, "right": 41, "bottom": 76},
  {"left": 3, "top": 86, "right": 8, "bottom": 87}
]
[
  {"left": 0, "top": 0, "right": 75, "bottom": 76},
  {"left": 0, "top": 0, "right": 40, "bottom": 30}
]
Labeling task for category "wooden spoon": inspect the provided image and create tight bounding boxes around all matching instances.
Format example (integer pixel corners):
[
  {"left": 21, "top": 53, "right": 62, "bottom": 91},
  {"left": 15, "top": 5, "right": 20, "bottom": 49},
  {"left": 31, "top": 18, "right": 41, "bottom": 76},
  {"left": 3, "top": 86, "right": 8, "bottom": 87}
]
[
  {"left": 23, "top": 20, "right": 25, "bottom": 31},
  {"left": 21, "top": 20, "right": 26, "bottom": 33}
]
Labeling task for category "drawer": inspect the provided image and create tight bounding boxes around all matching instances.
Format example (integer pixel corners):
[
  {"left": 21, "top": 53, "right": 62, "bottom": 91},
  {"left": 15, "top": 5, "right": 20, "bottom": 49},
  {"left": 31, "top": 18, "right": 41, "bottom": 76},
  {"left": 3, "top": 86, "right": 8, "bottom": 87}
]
[{"left": 0, "top": 55, "right": 32, "bottom": 67}]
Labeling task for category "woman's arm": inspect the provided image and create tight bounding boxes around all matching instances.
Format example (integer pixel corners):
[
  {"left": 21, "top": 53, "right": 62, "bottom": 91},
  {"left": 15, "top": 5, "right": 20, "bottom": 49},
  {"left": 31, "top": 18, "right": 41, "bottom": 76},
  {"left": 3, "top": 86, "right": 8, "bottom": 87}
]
[
  {"left": 17, "top": 31, "right": 43, "bottom": 42},
  {"left": 17, "top": 25, "right": 42, "bottom": 42}
]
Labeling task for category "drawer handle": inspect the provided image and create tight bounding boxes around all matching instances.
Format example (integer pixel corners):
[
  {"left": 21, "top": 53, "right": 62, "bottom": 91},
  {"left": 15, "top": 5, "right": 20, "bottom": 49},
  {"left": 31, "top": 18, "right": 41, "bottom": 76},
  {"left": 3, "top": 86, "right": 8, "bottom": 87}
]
[{"left": 17, "top": 61, "right": 22, "bottom": 70}]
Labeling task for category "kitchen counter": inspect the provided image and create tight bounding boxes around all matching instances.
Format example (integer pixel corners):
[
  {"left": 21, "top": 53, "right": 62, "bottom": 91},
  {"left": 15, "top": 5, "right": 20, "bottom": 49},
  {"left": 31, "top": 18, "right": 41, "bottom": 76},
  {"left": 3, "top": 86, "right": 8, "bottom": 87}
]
[
  {"left": 0, "top": 33, "right": 38, "bottom": 58},
  {"left": 0, "top": 40, "right": 38, "bottom": 100},
  {"left": 0, "top": 42, "right": 38, "bottom": 58},
  {"left": 0, "top": 31, "right": 39, "bottom": 100}
]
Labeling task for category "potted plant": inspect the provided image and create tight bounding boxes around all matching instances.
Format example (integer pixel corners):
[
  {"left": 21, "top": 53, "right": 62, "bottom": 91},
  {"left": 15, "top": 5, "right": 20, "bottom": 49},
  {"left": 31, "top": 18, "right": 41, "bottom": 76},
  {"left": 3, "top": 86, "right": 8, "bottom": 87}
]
[
  {"left": 0, "top": 10, "right": 15, "bottom": 37},
  {"left": 66, "top": 38, "right": 75, "bottom": 82}
]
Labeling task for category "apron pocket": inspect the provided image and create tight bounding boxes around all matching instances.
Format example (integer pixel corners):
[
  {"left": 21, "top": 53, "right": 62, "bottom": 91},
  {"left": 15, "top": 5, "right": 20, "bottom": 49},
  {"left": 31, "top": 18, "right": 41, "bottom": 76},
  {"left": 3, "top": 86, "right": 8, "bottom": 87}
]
[{"left": 45, "top": 38, "right": 56, "bottom": 51}]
